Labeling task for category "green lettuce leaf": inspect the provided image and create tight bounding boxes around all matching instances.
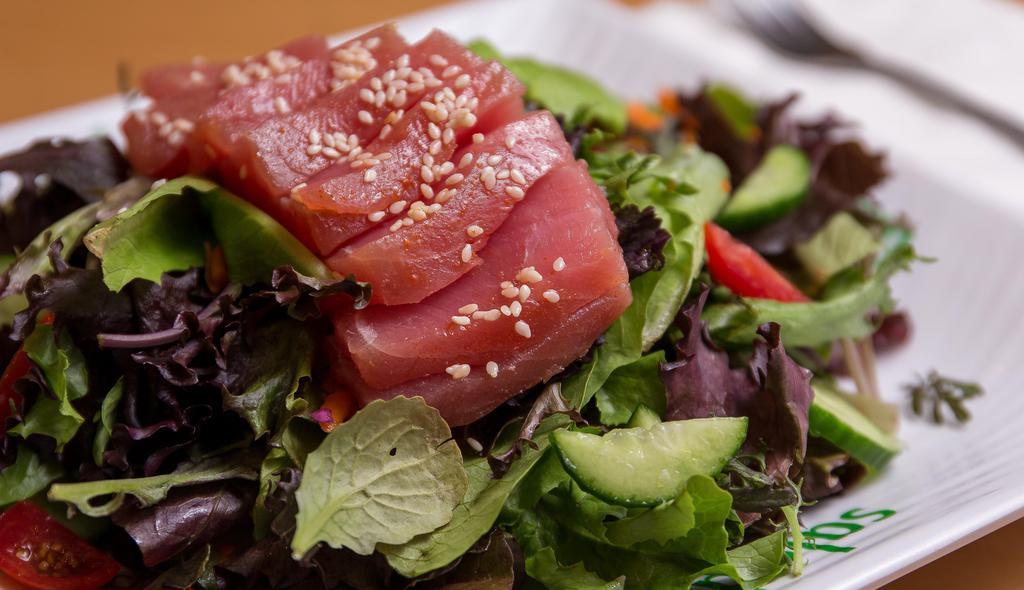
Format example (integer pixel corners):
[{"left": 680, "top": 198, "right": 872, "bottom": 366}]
[
  {"left": 0, "top": 444, "right": 63, "bottom": 507},
  {"left": 595, "top": 351, "right": 666, "bottom": 426},
  {"left": 92, "top": 378, "right": 123, "bottom": 466},
  {"left": 48, "top": 454, "right": 258, "bottom": 517},
  {"left": 468, "top": 40, "right": 626, "bottom": 133},
  {"left": 85, "top": 177, "right": 332, "bottom": 291},
  {"left": 10, "top": 323, "right": 89, "bottom": 450},
  {"left": 252, "top": 447, "right": 292, "bottom": 540},
  {"left": 704, "top": 242, "right": 915, "bottom": 347},
  {"left": 563, "top": 147, "right": 729, "bottom": 408},
  {"left": 794, "top": 212, "right": 880, "bottom": 286},
  {"left": 704, "top": 84, "right": 758, "bottom": 141},
  {"left": 221, "top": 320, "right": 313, "bottom": 439},
  {"left": 526, "top": 547, "right": 625, "bottom": 590},
  {"left": 291, "top": 396, "right": 467, "bottom": 558},
  {"left": 381, "top": 422, "right": 557, "bottom": 578}
]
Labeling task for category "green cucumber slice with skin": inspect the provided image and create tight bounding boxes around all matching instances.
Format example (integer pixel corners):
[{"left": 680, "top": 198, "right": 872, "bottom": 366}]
[
  {"left": 626, "top": 404, "right": 662, "bottom": 429},
  {"left": 717, "top": 145, "right": 811, "bottom": 232},
  {"left": 550, "top": 418, "right": 748, "bottom": 507},
  {"left": 809, "top": 383, "right": 902, "bottom": 471}
]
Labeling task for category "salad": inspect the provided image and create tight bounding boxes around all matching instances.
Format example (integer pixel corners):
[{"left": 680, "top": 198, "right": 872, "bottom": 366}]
[{"left": 0, "top": 23, "right": 950, "bottom": 590}]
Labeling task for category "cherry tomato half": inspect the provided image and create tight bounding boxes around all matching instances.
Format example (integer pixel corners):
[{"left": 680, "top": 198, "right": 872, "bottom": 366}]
[
  {"left": 704, "top": 222, "right": 809, "bottom": 303},
  {"left": 0, "top": 502, "right": 120, "bottom": 590}
]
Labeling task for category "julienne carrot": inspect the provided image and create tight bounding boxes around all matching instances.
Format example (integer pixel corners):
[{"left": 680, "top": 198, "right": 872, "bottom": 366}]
[{"left": 627, "top": 100, "right": 665, "bottom": 132}]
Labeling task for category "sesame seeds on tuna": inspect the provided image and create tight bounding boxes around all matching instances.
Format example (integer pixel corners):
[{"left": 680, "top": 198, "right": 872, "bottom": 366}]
[{"left": 445, "top": 364, "right": 471, "bottom": 379}]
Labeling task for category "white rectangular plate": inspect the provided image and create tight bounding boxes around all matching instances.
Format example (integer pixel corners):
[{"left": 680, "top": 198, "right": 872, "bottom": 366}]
[{"left": 2, "top": 1, "right": 1022, "bottom": 589}]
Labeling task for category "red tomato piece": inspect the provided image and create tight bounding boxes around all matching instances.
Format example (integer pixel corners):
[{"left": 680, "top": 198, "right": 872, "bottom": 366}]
[
  {"left": 0, "top": 502, "right": 121, "bottom": 590},
  {"left": 704, "top": 222, "right": 809, "bottom": 302}
]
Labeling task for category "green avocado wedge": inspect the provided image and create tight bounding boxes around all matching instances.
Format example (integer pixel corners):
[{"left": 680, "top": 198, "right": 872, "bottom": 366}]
[
  {"left": 551, "top": 418, "right": 748, "bottom": 507},
  {"left": 717, "top": 145, "right": 810, "bottom": 232}
]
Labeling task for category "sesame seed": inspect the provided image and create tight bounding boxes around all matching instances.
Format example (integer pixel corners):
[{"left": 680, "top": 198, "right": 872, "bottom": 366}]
[
  {"left": 308, "top": 129, "right": 322, "bottom": 144},
  {"left": 473, "top": 133, "right": 484, "bottom": 144},
  {"left": 402, "top": 217, "right": 414, "bottom": 227},
  {"left": 461, "top": 244, "right": 473, "bottom": 263},
  {"left": 496, "top": 169, "right": 510, "bottom": 180},
  {"left": 360, "top": 88, "right": 375, "bottom": 103},
  {"left": 517, "top": 267, "right": 543, "bottom": 283},
  {"left": 378, "top": 124, "right": 392, "bottom": 139},
  {"left": 466, "top": 224, "right": 484, "bottom": 238},
  {"left": 439, "top": 161, "right": 455, "bottom": 175},
  {"left": 291, "top": 182, "right": 307, "bottom": 193},
  {"left": 389, "top": 200, "right": 408, "bottom": 214},
  {"left": 459, "top": 303, "right": 479, "bottom": 315},
  {"left": 445, "top": 364, "right": 471, "bottom": 379},
  {"left": 306, "top": 144, "right": 322, "bottom": 156},
  {"left": 518, "top": 285, "right": 531, "bottom": 302},
  {"left": 323, "top": 132, "right": 336, "bottom": 147},
  {"left": 501, "top": 286, "right": 519, "bottom": 299},
  {"left": 482, "top": 167, "right": 496, "bottom": 190},
  {"left": 553, "top": 257, "right": 566, "bottom": 272},
  {"left": 455, "top": 74, "right": 471, "bottom": 89},
  {"left": 510, "top": 301, "right": 523, "bottom": 317},
  {"left": 389, "top": 220, "right": 403, "bottom": 232},
  {"left": 429, "top": 140, "right": 442, "bottom": 155},
  {"left": 429, "top": 54, "right": 448, "bottom": 67},
  {"left": 422, "top": 154, "right": 434, "bottom": 166},
  {"left": 515, "top": 321, "right": 532, "bottom": 338},
  {"left": 420, "top": 165, "right": 434, "bottom": 183},
  {"left": 459, "top": 153, "right": 474, "bottom": 169},
  {"left": 487, "top": 155, "right": 502, "bottom": 166},
  {"left": 409, "top": 208, "right": 427, "bottom": 221},
  {"left": 421, "top": 184, "right": 434, "bottom": 199},
  {"left": 445, "top": 173, "right": 465, "bottom": 187},
  {"left": 467, "top": 437, "right": 484, "bottom": 452},
  {"left": 543, "top": 289, "right": 561, "bottom": 303},
  {"left": 435, "top": 188, "right": 452, "bottom": 203},
  {"left": 428, "top": 123, "right": 441, "bottom": 139},
  {"left": 486, "top": 362, "right": 499, "bottom": 378},
  {"left": 442, "top": 128, "right": 455, "bottom": 145},
  {"left": 358, "top": 110, "right": 373, "bottom": 125},
  {"left": 190, "top": 70, "right": 205, "bottom": 83},
  {"left": 368, "top": 211, "right": 386, "bottom": 222},
  {"left": 442, "top": 65, "right": 461, "bottom": 78},
  {"left": 510, "top": 169, "right": 526, "bottom": 185},
  {"left": 322, "top": 147, "right": 341, "bottom": 159},
  {"left": 429, "top": 203, "right": 442, "bottom": 212},
  {"left": 363, "top": 168, "right": 377, "bottom": 183},
  {"left": 501, "top": 281, "right": 514, "bottom": 289},
  {"left": 500, "top": 305, "right": 512, "bottom": 316},
  {"left": 505, "top": 136, "right": 517, "bottom": 149},
  {"left": 451, "top": 315, "right": 471, "bottom": 326},
  {"left": 505, "top": 186, "right": 525, "bottom": 200}
]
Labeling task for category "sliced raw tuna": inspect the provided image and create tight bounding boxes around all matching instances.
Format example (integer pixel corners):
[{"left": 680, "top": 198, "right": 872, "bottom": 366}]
[
  {"left": 188, "top": 36, "right": 332, "bottom": 173},
  {"left": 329, "top": 160, "right": 630, "bottom": 404},
  {"left": 139, "top": 61, "right": 227, "bottom": 100},
  {"left": 293, "top": 59, "right": 524, "bottom": 255},
  {"left": 332, "top": 284, "right": 630, "bottom": 426},
  {"left": 327, "top": 110, "right": 573, "bottom": 305},
  {"left": 123, "top": 36, "right": 329, "bottom": 179}
]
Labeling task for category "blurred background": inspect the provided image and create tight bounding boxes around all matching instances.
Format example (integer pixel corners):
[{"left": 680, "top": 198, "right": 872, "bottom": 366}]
[{"left": 1, "top": 0, "right": 1021, "bottom": 588}]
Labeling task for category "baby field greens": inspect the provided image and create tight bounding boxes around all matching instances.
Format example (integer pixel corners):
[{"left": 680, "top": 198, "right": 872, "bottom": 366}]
[{"left": 291, "top": 396, "right": 467, "bottom": 558}]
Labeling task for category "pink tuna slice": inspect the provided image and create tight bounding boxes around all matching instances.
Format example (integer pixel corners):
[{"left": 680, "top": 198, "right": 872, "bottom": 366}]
[
  {"left": 226, "top": 29, "right": 484, "bottom": 204},
  {"left": 328, "top": 161, "right": 631, "bottom": 425},
  {"left": 188, "top": 35, "right": 333, "bottom": 173},
  {"left": 332, "top": 284, "right": 629, "bottom": 426},
  {"left": 327, "top": 110, "right": 573, "bottom": 305},
  {"left": 292, "top": 59, "right": 524, "bottom": 255},
  {"left": 329, "top": 160, "right": 630, "bottom": 394},
  {"left": 123, "top": 36, "right": 328, "bottom": 179}
]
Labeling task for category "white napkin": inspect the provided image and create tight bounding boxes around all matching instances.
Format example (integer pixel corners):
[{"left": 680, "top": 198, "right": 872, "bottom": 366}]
[{"left": 635, "top": 0, "right": 1024, "bottom": 216}]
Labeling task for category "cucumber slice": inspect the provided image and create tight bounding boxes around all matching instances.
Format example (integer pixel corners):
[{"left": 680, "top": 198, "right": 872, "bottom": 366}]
[
  {"left": 551, "top": 418, "right": 748, "bottom": 507},
  {"left": 717, "top": 145, "right": 810, "bottom": 232},
  {"left": 626, "top": 404, "right": 662, "bottom": 429},
  {"left": 809, "top": 383, "right": 902, "bottom": 470}
]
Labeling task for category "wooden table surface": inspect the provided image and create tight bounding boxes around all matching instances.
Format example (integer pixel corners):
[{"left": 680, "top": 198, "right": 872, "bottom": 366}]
[{"left": 1, "top": 1, "right": 1021, "bottom": 588}]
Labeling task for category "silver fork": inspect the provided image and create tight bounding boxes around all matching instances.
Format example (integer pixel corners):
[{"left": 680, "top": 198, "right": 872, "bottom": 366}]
[{"left": 725, "top": 0, "right": 1024, "bottom": 151}]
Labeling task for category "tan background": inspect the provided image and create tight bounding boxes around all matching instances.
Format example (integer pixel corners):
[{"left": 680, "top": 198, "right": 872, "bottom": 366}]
[{"left": 1, "top": 1, "right": 1021, "bottom": 588}]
